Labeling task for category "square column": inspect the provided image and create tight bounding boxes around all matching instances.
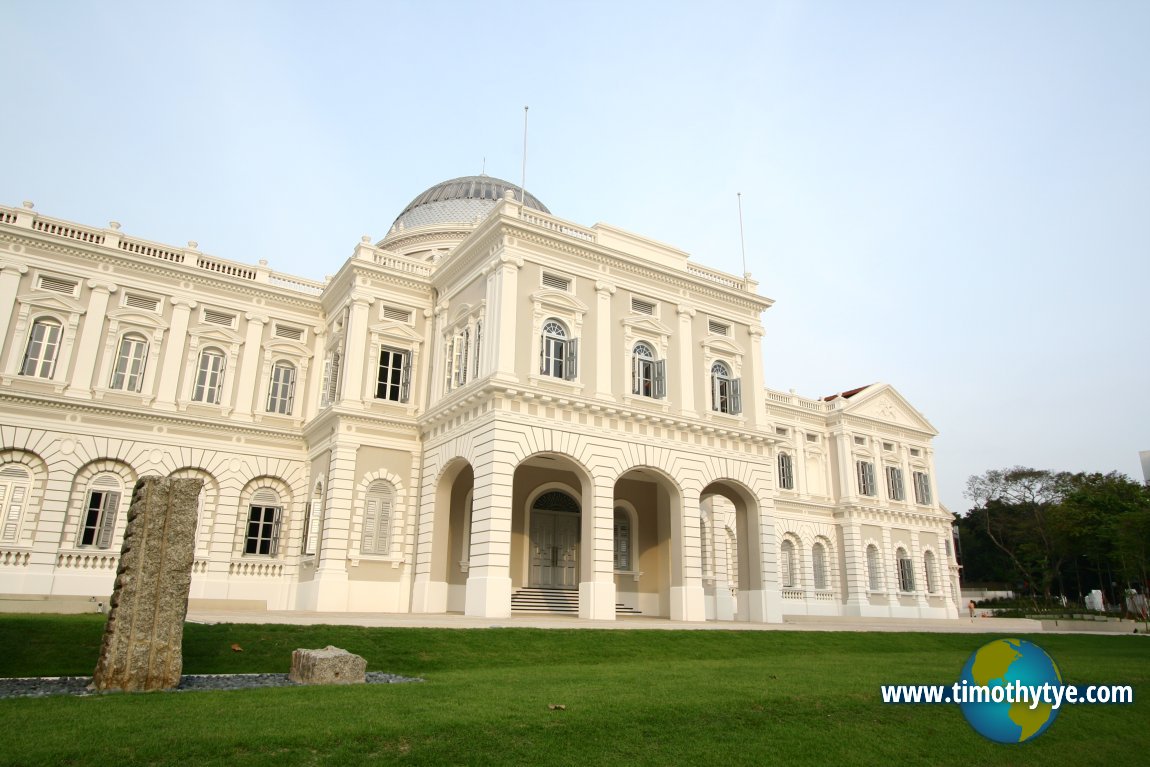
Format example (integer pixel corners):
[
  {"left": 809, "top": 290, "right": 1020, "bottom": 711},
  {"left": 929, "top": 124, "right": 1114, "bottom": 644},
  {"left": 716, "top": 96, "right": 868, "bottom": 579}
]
[
  {"left": 464, "top": 447, "right": 514, "bottom": 618},
  {"left": 579, "top": 474, "right": 616, "bottom": 620}
]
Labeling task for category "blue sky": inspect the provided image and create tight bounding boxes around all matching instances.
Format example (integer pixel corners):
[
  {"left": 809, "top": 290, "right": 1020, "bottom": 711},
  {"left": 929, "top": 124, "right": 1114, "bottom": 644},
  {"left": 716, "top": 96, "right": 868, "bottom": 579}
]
[{"left": 3, "top": 1, "right": 1148, "bottom": 512}]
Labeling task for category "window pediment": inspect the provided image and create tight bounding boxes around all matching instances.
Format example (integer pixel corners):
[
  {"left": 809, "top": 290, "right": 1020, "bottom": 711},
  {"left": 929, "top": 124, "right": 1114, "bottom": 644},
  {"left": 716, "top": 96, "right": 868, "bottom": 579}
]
[
  {"left": 189, "top": 325, "right": 243, "bottom": 344},
  {"left": 699, "top": 336, "right": 742, "bottom": 356},
  {"left": 530, "top": 288, "right": 588, "bottom": 314},
  {"left": 368, "top": 321, "right": 423, "bottom": 343},
  {"left": 105, "top": 307, "right": 169, "bottom": 330},
  {"left": 621, "top": 315, "right": 673, "bottom": 337},
  {"left": 16, "top": 292, "right": 85, "bottom": 314},
  {"left": 262, "top": 337, "right": 312, "bottom": 356}
]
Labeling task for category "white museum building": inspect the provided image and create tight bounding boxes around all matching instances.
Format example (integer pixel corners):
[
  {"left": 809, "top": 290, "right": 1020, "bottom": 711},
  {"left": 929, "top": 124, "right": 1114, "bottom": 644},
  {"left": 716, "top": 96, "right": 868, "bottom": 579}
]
[{"left": 0, "top": 176, "right": 960, "bottom": 621}]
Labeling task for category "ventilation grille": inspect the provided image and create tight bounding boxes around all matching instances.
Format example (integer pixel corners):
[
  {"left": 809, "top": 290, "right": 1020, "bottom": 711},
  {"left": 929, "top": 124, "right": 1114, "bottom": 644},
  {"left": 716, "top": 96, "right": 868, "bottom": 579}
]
[
  {"left": 854, "top": 436, "right": 866, "bottom": 446},
  {"left": 542, "top": 273, "right": 570, "bottom": 291},
  {"left": 882, "top": 442, "right": 894, "bottom": 451},
  {"left": 0, "top": 465, "right": 29, "bottom": 479},
  {"left": 775, "top": 427, "right": 789, "bottom": 436},
  {"left": 124, "top": 293, "right": 160, "bottom": 312},
  {"left": 251, "top": 488, "right": 279, "bottom": 505},
  {"left": 806, "top": 434, "right": 819, "bottom": 443},
  {"left": 631, "top": 297, "right": 656, "bottom": 315},
  {"left": 38, "top": 275, "right": 78, "bottom": 294},
  {"left": 708, "top": 320, "right": 729, "bottom": 336},
  {"left": 910, "top": 448, "right": 921, "bottom": 457},
  {"left": 91, "top": 474, "right": 121, "bottom": 490},
  {"left": 274, "top": 324, "right": 304, "bottom": 341},
  {"left": 382, "top": 305, "right": 412, "bottom": 323},
  {"left": 203, "top": 309, "right": 236, "bottom": 327}
]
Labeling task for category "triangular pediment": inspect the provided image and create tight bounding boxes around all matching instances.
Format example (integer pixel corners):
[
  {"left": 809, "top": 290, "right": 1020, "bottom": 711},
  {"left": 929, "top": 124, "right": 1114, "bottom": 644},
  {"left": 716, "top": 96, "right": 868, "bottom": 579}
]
[
  {"left": 621, "top": 315, "right": 674, "bottom": 336},
  {"left": 841, "top": 383, "right": 937, "bottom": 434},
  {"left": 189, "top": 325, "right": 243, "bottom": 344},
  {"left": 699, "top": 336, "right": 742, "bottom": 356},
  {"left": 530, "top": 288, "right": 589, "bottom": 313},
  {"left": 106, "top": 307, "right": 169, "bottom": 329},
  {"left": 368, "top": 321, "right": 424, "bottom": 342},
  {"left": 263, "top": 337, "right": 313, "bottom": 356},
  {"left": 16, "top": 292, "right": 85, "bottom": 314}
]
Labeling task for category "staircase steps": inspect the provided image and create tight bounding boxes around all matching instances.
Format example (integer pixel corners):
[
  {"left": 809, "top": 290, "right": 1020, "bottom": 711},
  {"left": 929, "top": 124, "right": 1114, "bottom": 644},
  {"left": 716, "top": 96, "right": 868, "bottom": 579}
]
[{"left": 511, "top": 587, "right": 641, "bottom": 616}]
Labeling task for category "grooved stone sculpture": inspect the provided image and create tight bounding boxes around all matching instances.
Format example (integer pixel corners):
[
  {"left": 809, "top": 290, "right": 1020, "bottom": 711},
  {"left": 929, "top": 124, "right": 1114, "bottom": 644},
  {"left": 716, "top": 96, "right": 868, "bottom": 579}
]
[
  {"left": 90, "top": 476, "right": 203, "bottom": 692},
  {"left": 289, "top": 646, "right": 367, "bottom": 685}
]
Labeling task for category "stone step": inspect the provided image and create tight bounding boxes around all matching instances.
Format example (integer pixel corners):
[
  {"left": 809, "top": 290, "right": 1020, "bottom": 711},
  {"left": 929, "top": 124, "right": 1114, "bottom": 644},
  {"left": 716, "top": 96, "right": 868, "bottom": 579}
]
[{"left": 510, "top": 588, "right": 641, "bottom": 615}]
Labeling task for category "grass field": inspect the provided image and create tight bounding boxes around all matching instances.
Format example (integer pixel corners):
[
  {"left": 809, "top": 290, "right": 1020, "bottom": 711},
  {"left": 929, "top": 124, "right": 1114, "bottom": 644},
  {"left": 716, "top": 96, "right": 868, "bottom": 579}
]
[{"left": 0, "top": 615, "right": 1145, "bottom": 766}]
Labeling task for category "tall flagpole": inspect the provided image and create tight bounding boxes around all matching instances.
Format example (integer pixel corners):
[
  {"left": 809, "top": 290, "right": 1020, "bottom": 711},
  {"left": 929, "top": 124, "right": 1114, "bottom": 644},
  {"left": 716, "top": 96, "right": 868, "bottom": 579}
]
[
  {"left": 737, "top": 192, "right": 748, "bottom": 284},
  {"left": 520, "top": 106, "right": 529, "bottom": 208}
]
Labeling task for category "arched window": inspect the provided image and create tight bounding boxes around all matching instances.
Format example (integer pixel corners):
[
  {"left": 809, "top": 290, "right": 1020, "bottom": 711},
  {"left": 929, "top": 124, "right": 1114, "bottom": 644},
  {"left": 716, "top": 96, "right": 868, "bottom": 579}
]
[
  {"left": 540, "top": 319, "right": 577, "bottom": 380},
  {"left": 245, "top": 487, "right": 282, "bottom": 556},
  {"left": 710, "top": 361, "right": 741, "bottom": 414},
  {"left": 777, "top": 452, "right": 794, "bottom": 490},
  {"left": 109, "top": 333, "right": 148, "bottom": 392},
  {"left": 812, "top": 542, "right": 828, "bottom": 590},
  {"left": 631, "top": 342, "right": 666, "bottom": 398},
  {"left": 361, "top": 480, "right": 395, "bottom": 556},
  {"left": 613, "top": 508, "right": 632, "bottom": 570},
  {"left": 192, "top": 348, "right": 226, "bottom": 404},
  {"left": 866, "top": 544, "right": 882, "bottom": 590},
  {"left": 266, "top": 361, "right": 297, "bottom": 414},
  {"left": 780, "top": 538, "right": 797, "bottom": 588},
  {"left": 78, "top": 473, "right": 123, "bottom": 549},
  {"left": 924, "top": 550, "right": 937, "bottom": 593},
  {"left": 21, "top": 318, "right": 62, "bottom": 378},
  {"left": 897, "top": 547, "right": 915, "bottom": 592},
  {"left": 0, "top": 464, "right": 32, "bottom": 544}
]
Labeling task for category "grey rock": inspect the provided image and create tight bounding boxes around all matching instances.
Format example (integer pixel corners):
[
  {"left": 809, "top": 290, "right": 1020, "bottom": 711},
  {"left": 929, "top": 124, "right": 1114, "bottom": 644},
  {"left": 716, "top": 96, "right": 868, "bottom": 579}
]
[{"left": 289, "top": 645, "right": 368, "bottom": 685}]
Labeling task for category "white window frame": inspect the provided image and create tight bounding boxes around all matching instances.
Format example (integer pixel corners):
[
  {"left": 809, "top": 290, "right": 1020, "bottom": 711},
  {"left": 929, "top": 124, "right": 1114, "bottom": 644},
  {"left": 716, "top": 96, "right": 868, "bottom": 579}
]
[
  {"left": 885, "top": 465, "right": 905, "bottom": 501},
  {"left": 20, "top": 318, "right": 62, "bottom": 379},
  {"left": 866, "top": 544, "right": 882, "bottom": 591},
  {"left": 540, "top": 318, "right": 577, "bottom": 380},
  {"left": 780, "top": 538, "right": 798, "bottom": 588},
  {"left": 924, "top": 549, "right": 938, "bottom": 593},
  {"left": 710, "top": 360, "right": 741, "bottom": 415},
  {"left": 812, "top": 542, "right": 829, "bottom": 591},
  {"left": 856, "top": 460, "right": 877, "bottom": 497},
  {"left": 266, "top": 360, "right": 297, "bottom": 414},
  {"left": 631, "top": 342, "right": 666, "bottom": 398},
  {"left": 0, "top": 465, "right": 32, "bottom": 544},
  {"left": 244, "top": 505, "right": 281, "bottom": 556},
  {"left": 78, "top": 485, "right": 121, "bottom": 549},
  {"left": 897, "top": 547, "right": 915, "bottom": 592},
  {"left": 192, "top": 348, "right": 226, "bottom": 404},
  {"left": 109, "top": 333, "right": 148, "bottom": 392},
  {"left": 913, "top": 471, "right": 932, "bottom": 505},
  {"left": 376, "top": 347, "right": 410, "bottom": 403},
  {"left": 777, "top": 452, "right": 794, "bottom": 490}
]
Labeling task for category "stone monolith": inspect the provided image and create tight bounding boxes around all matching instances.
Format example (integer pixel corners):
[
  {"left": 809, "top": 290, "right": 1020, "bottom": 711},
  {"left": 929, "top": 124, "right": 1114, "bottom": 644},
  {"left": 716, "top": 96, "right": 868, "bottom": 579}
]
[{"left": 90, "top": 476, "right": 203, "bottom": 692}]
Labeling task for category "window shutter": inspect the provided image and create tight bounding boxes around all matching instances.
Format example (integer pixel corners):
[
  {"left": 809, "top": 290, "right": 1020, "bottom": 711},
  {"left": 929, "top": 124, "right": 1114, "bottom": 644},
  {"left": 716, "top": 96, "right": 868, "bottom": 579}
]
[
  {"left": 564, "top": 338, "right": 578, "bottom": 380},
  {"left": 653, "top": 359, "right": 666, "bottom": 399},
  {"left": 539, "top": 333, "right": 546, "bottom": 374},
  {"left": 631, "top": 354, "right": 641, "bottom": 395},
  {"left": 712, "top": 374, "right": 721, "bottom": 411},
  {"left": 377, "top": 493, "right": 393, "bottom": 556},
  {"left": 445, "top": 337, "right": 455, "bottom": 391},
  {"left": 306, "top": 499, "right": 322, "bottom": 556},
  {"left": 362, "top": 498, "right": 378, "bottom": 553},
  {"left": 269, "top": 509, "right": 282, "bottom": 556},
  {"left": 730, "top": 378, "right": 742, "bottom": 414},
  {"left": 95, "top": 492, "right": 120, "bottom": 549},
  {"left": 400, "top": 355, "right": 411, "bottom": 403}
]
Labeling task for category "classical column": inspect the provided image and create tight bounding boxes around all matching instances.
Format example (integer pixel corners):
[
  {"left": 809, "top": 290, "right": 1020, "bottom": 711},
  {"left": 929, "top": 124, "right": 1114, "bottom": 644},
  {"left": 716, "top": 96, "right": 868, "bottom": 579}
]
[
  {"left": 910, "top": 529, "right": 930, "bottom": 610},
  {"left": 232, "top": 313, "right": 268, "bottom": 419},
  {"left": 154, "top": 298, "right": 196, "bottom": 410},
  {"left": 746, "top": 324, "right": 767, "bottom": 426},
  {"left": 65, "top": 280, "right": 117, "bottom": 398},
  {"left": 676, "top": 306, "right": 695, "bottom": 416},
  {"left": 311, "top": 443, "right": 355, "bottom": 610},
  {"left": 464, "top": 441, "right": 515, "bottom": 618},
  {"left": 593, "top": 281, "right": 615, "bottom": 401},
  {"left": 579, "top": 473, "right": 616, "bottom": 620},
  {"left": 490, "top": 254, "right": 522, "bottom": 384},
  {"left": 669, "top": 485, "right": 706, "bottom": 621},
  {"left": 338, "top": 296, "right": 373, "bottom": 408},
  {"left": 0, "top": 263, "right": 28, "bottom": 345},
  {"left": 881, "top": 526, "right": 899, "bottom": 615},
  {"left": 840, "top": 515, "right": 869, "bottom": 615}
]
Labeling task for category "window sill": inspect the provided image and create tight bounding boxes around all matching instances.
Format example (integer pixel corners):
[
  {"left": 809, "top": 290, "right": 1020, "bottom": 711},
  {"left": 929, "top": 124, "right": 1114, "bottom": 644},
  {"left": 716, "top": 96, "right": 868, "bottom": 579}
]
[
  {"left": 527, "top": 374, "right": 585, "bottom": 394},
  {"left": 614, "top": 569, "right": 642, "bottom": 581},
  {"left": 621, "top": 393, "right": 672, "bottom": 412},
  {"left": 349, "top": 553, "right": 404, "bottom": 568}
]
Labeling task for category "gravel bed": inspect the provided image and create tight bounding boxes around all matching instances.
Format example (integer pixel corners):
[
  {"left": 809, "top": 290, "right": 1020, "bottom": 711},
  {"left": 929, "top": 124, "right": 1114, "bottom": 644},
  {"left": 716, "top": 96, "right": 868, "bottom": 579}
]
[{"left": 0, "top": 672, "right": 422, "bottom": 699}]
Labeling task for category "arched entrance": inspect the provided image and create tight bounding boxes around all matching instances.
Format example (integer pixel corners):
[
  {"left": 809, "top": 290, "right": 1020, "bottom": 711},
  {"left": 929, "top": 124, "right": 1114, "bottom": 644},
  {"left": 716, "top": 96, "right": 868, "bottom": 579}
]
[
  {"left": 527, "top": 489, "right": 580, "bottom": 589},
  {"left": 700, "top": 480, "right": 773, "bottom": 622}
]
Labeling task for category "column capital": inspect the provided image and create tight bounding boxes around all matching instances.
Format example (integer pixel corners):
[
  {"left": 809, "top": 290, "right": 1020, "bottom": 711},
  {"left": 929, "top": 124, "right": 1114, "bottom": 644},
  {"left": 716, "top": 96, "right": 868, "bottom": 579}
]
[
  {"left": 0, "top": 262, "right": 29, "bottom": 276},
  {"left": 594, "top": 280, "right": 616, "bottom": 295},
  {"left": 677, "top": 305, "right": 696, "bottom": 319},
  {"left": 171, "top": 297, "right": 198, "bottom": 310},
  {"left": 244, "top": 313, "right": 270, "bottom": 325},
  {"left": 85, "top": 279, "right": 118, "bottom": 294}
]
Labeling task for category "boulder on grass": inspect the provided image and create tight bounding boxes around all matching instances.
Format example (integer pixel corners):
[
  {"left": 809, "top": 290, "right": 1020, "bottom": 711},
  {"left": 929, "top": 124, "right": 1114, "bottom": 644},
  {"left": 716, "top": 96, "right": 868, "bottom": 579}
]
[{"left": 289, "top": 645, "right": 367, "bottom": 685}]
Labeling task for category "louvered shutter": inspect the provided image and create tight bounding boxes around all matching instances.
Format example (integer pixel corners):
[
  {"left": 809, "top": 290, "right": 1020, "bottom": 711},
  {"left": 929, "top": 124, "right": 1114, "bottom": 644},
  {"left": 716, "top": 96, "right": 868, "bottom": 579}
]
[
  {"left": 539, "top": 333, "right": 546, "bottom": 374},
  {"left": 632, "top": 354, "right": 641, "bottom": 394},
  {"left": 400, "top": 355, "right": 411, "bottom": 403},
  {"left": 654, "top": 359, "right": 666, "bottom": 399},
  {"left": 564, "top": 339, "right": 578, "bottom": 380},
  {"left": 269, "top": 509, "right": 281, "bottom": 556},
  {"left": 95, "top": 492, "right": 120, "bottom": 549},
  {"left": 362, "top": 497, "right": 378, "bottom": 553},
  {"left": 730, "top": 378, "right": 742, "bottom": 414}
]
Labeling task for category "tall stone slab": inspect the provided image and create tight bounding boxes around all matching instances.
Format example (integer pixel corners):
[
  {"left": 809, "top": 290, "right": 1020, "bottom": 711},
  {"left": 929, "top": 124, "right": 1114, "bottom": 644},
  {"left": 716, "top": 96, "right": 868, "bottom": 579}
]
[{"left": 90, "top": 477, "right": 203, "bottom": 692}]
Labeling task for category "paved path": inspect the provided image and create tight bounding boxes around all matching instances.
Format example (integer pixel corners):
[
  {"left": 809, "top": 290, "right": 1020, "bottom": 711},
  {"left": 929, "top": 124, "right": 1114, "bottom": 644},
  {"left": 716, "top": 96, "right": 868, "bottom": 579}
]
[{"left": 184, "top": 608, "right": 1112, "bottom": 634}]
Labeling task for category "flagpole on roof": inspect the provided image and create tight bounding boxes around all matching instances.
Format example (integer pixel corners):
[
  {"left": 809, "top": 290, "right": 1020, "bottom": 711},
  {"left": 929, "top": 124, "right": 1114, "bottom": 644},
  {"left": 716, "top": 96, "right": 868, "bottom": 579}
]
[
  {"left": 520, "top": 106, "right": 529, "bottom": 209},
  {"left": 737, "top": 192, "right": 748, "bottom": 285}
]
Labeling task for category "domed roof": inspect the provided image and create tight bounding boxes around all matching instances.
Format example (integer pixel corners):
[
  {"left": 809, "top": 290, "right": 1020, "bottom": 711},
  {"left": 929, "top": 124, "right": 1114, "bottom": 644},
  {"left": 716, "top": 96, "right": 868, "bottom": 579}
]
[{"left": 390, "top": 175, "right": 549, "bottom": 231}]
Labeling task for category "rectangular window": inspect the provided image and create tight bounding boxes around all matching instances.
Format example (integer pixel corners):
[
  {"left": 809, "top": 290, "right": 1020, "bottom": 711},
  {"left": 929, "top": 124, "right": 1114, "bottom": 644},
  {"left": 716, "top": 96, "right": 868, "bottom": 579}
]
[
  {"left": 376, "top": 347, "right": 410, "bottom": 402},
  {"left": 898, "top": 555, "right": 916, "bottom": 592},
  {"left": 885, "top": 466, "right": 905, "bottom": 501},
  {"left": 778, "top": 452, "right": 794, "bottom": 490},
  {"left": 79, "top": 490, "right": 120, "bottom": 549},
  {"left": 244, "top": 506, "right": 281, "bottom": 556},
  {"left": 109, "top": 336, "right": 148, "bottom": 392},
  {"left": 856, "top": 461, "right": 876, "bottom": 497},
  {"left": 21, "top": 320, "right": 62, "bottom": 378},
  {"left": 266, "top": 362, "right": 296, "bottom": 414},
  {"left": 913, "top": 471, "right": 933, "bottom": 505},
  {"left": 192, "top": 351, "right": 226, "bottom": 404}
]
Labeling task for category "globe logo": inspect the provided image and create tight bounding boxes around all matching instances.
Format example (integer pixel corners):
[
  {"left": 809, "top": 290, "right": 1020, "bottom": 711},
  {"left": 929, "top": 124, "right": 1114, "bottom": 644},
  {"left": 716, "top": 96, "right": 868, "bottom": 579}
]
[{"left": 959, "top": 638, "right": 1063, "bottom": 743}]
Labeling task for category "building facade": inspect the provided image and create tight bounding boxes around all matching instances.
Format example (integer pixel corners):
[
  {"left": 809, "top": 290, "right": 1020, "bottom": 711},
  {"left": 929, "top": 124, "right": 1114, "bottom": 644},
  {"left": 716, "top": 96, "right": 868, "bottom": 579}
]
[{"left": 0, "top": 177, "right": 960, "bottom": 621}]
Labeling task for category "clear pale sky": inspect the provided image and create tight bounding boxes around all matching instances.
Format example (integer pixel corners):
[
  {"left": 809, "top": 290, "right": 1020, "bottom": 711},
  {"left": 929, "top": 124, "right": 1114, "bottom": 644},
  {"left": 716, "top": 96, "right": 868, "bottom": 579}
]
[{"left": 3, "top": 1, "right": 1147, "bottom": 514}]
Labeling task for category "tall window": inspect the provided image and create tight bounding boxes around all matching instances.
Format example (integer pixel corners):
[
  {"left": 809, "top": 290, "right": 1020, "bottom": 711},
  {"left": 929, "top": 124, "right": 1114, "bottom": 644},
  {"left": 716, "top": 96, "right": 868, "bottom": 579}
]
[
  {"left": 109, "top": 334, "right": 148, "bottom": 392},
  {"left": 710, "top": 361, "right": 742, "bottom": 414},
  {"left": 302, "top": 482, "right": 323, "bottom": 556},
  {"left": 361, "top": 480, "right": 395, "bottom": 555},
  {"left": 897, "top": 547, "right": 915, "bottom": 592},
  {"left": 866, "top": 544, "right": 882, "bottom": 590},
  {"left": 856, "top": 461, "right": 876, "bottom": 497},
  {"left": 266, "top": 361, "right": 296, "bottom": 414},
  {"left": 540, "top": 318, "right": 577, "bottom": 380},
  {"left": 376, "top": 348, "right": 410, "bottom": 402},
  {"left": 320, "top": 350, "right": 341, "bottom": 407},
  {"left": 924, "top": 550, "right": 938, "bottom": 593},
  {"left": 777, "top": 452, "right": 794, "bottom": 490},
  {"left": 812, "top": 542, "right": 828, "bottom": 590},
  {"left": 780, "top": 538, "right": 797, "bottom": 588},
  {"left": 613, "top": 508, "right": 632, "bottom": 570},
  {"left": 885, "top": 466, "right": 904, "bottom": 501},
  {"left": 20, "top": 318, "right": 62, "bottom": 378},
  {"left": 473, "top": 321, "right": 482, "bottom": 378},
  {"left": 0, "top": 465, "right": 32, "bottom": 544},
  {"left": 631, "top": 342, "right": 666, "bottom": 398},
  {"left": 79, "top": 475, "right": 122, "bottom": 549},
  {"left": 244, "top": 497, "right": 281, "bottom": 556},
  {"left": 192, "top": 348, "right": 226, "bottom": 404},
  {"left": 913, "top": 471, "right": 932, "bottom": 505}
]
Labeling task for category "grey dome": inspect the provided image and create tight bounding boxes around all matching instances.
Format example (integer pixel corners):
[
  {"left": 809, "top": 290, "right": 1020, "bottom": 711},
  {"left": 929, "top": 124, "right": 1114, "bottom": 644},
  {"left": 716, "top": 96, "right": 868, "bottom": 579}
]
[{"left": 391, "top": 175, "right": 549, "bottom": 231}]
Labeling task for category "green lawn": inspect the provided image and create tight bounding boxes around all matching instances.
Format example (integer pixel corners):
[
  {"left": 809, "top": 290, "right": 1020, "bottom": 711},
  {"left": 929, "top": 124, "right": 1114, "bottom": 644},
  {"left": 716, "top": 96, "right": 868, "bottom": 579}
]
[{"left": 0, "top": 615, "right": 1145, "bottom": 766}]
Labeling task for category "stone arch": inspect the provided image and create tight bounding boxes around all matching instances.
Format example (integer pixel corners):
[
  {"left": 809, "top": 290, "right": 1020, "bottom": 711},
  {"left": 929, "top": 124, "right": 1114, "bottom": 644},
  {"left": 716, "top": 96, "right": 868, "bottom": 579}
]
[
  {"left": 233, "top": 475, "right": 294, "bottom": 557},
  {"left": 0, "top": 448, "right": 49, "bottom": 547},
  {"left": 63, "top": 458, "right": 138, "bottom": 550}
]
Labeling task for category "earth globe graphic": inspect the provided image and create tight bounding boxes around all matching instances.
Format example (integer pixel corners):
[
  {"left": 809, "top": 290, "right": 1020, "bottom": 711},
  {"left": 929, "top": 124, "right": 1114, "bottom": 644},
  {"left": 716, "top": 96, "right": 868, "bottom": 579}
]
[{"left": 958, "top": 638, "right": 1063, "bottom": 743}]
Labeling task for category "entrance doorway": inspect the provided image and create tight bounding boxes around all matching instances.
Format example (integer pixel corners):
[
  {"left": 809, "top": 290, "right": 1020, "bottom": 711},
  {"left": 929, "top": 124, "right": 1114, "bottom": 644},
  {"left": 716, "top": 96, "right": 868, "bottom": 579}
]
[{"left": 528, "top": 491, "right": 580, "bottom": 589}]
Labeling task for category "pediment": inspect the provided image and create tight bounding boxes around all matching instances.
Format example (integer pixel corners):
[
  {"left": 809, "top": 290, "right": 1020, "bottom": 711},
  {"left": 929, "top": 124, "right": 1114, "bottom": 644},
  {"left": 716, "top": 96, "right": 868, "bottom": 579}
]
[
  {"left": 188, "top": 325, "right": 243, "bottom": 344},
  {"left": 106, "top": 307, "right": 169, "bottom": 329},
  {"left": 263, "top": 337, "right": 313, "bottom": 356},
  {"left": 621, "top": 315, "right": 674, "bottom": 337},
  {"left": 699, "top": 336, "right": 742, "bottom": 356},
  {"left": 368, "top": 321, "right": 424, "bottom": 342},
  {"left": 842, "top": 383, "right": 937, "bottom": 434},
  {"left": 530, "top": 288, "right": 589, "bottom": 313},
  {"left": 16, "top": 292, "right": 85, "bottom": 314}
]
